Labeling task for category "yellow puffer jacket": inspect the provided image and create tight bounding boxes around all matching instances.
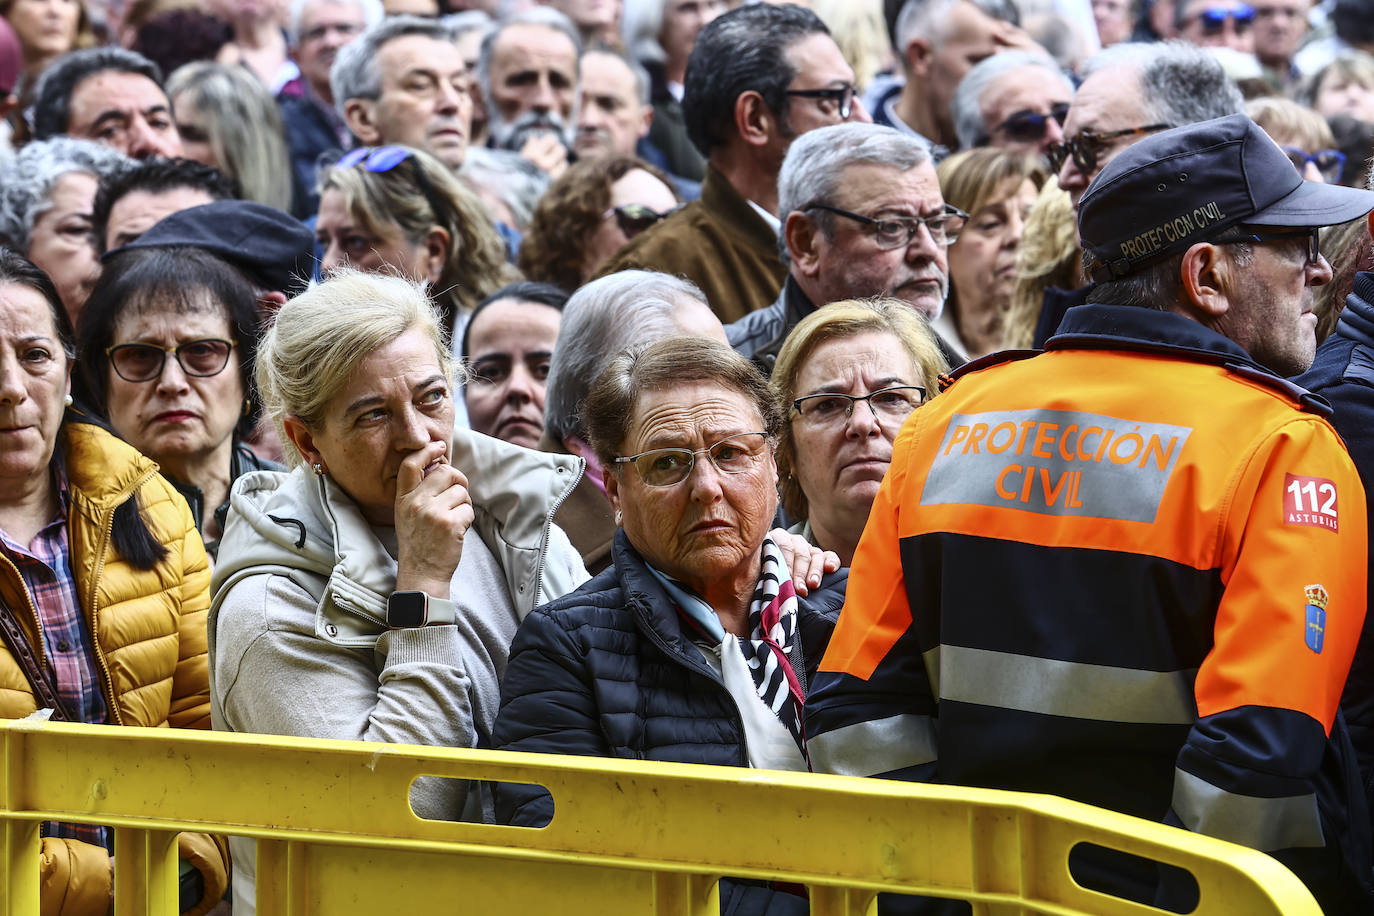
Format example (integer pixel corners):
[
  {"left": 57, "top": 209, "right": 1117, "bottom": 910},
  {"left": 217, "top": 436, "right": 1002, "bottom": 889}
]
[{"left": 0, "top": 422, "right": 228, "bottom": 916}]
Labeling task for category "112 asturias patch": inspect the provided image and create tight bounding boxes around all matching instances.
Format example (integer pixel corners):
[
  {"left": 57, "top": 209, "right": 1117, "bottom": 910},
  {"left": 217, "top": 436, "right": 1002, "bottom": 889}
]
[{"left": 1285, "top": 474, "right": 1339, "bottom": 532}]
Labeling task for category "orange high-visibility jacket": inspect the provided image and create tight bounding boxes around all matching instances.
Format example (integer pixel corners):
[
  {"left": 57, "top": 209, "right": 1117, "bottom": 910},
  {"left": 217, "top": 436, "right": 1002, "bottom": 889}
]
[{"left": 807, "top": 305, "right": 1371, "bottom": 907}]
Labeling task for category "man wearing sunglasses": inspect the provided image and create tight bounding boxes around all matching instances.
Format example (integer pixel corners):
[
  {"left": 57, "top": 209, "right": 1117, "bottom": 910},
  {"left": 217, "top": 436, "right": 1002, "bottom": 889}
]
[
  {"left": 1176, "top": 0, "right": 1257, "bottom": 52},
  {"left": 807, "top": 114, "right": 1374, "bottom": 912},
  {"left": 950, "top": 49, "right": 1072, "bottom": 156}
]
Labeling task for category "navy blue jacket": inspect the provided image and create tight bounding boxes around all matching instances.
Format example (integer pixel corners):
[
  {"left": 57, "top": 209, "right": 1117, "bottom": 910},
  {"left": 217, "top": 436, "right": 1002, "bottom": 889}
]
[
  {"left": 1296, "top": 270, "right": 1374, "bottom": 791},
  {"left": 493, "top": 529, "right": 847, "bottom": 914}
]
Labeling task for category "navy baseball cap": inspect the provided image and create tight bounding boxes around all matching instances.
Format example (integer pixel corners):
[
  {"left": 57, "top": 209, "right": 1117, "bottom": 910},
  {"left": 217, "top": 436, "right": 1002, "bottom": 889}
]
[
  {"left": 1078, "top": 114, "right": 1374, "bottom": 281},
  {"left": 111, "top": 200, "right": 315, "bottom": 296}
]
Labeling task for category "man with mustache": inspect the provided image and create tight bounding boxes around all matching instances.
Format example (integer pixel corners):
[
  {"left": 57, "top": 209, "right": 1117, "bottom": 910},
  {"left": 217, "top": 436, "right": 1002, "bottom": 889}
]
[
  {"left": 478, "top": 6, "right": 581, "bottom": 179},
  {"left": 331, "top": 15, "right": 473, "bottom": 171},
  {"left": 727, "top": 122, "right": 959, "bottom": 374}
]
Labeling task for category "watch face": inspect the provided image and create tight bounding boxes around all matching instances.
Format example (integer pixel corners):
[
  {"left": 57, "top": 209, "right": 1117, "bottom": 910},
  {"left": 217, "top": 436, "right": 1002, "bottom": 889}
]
[{"left": 387, "top": 591, "right": 427, "bottom": 628}]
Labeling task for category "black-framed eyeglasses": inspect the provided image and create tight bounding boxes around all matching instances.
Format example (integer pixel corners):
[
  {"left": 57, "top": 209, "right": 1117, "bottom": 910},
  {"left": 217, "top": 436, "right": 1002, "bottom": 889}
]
[
  {"left": 991, "top": 102, "right": 1070, "bottom": 144},
  {"left": 614, "top": 432, "right": 770, "bottom": 488},
  {"left": 807, "top": 204, "right": 968, "bottom": 249},
  {"left": 1281, "top": 146, "right": 1347, "bottom": 184},
  {"left": 1194, "top": 3, "right": 1255, "bottom": 32},
  {"left": 106, "top": 338, "right": 238, "bottom": 383},
  {"left": 604, "top": 203, "right": 678, "bottom": 239},
  {"left": 1213, "top": 225, "right": 1322, "bottom": 267},
  {"left": 1047, "top": 124, "right": 1173, "bottom": 175},
  {"left": 784, "top": 84, "right": 856, "bottom": 120},
  {"left": 333, "top": 145, "right": 450, "bottom": 227},
  {"left": 792, "top": 386, "right": 926, "bottom": 426}
]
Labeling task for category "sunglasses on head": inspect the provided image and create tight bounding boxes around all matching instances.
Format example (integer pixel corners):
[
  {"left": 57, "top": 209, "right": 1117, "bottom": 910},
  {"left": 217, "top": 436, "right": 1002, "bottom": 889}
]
[
  {"left": 333, "top": 145, "right": 450, "bottom": 226},
  {"left": 605, "top": 203, "right": 677, "bottom": 238},
  {"left": 1281, "top": 146, "right": 1347, "bottom": 184},
  {"left": 1047, "top": 123, "right": 1173, "bottom": 175},
  {"left": 991, "top": 102, "right": 1070, "bottom": 144},
  {"left": 1194, "top": 4, "right": 1255, "bottom": 31}
]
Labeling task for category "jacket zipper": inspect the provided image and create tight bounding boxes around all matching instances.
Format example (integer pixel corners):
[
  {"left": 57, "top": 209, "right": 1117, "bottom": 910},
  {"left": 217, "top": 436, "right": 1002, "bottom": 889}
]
[
  {"left": 634, "top": 602, "right": 751, "bottom": 763},
  {"left": 87, "top": 466, "right": 158, "bottom": 726},
  {"left": 0, "top": 553, "right": 52, "bottom": 675},
  {"left": 531, "top": 456, "right": 584, "bottom": 606}
]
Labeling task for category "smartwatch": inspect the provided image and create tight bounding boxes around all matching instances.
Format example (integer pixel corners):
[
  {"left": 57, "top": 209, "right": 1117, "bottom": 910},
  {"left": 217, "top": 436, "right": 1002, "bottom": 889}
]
[{"left": 386, "top": 591, "right": 457, "bottom": 628}]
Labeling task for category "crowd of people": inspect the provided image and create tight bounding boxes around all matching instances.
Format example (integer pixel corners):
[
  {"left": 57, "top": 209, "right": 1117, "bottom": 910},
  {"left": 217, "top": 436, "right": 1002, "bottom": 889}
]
[{"left": 2, "top": 0, "right": 1374, "bottom": 912}]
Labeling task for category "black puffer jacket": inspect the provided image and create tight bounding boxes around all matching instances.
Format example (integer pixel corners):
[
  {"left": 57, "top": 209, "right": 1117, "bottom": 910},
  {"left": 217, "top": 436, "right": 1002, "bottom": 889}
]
[{"left": 493, "top": 529, "right": 848, "bottom": 914}]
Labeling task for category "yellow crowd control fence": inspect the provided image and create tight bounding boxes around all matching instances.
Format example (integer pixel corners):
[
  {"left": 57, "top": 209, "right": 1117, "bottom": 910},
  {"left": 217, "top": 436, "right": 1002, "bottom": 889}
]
[{"left": 0, "top": 718, "right": 1319, "bottom": 915}]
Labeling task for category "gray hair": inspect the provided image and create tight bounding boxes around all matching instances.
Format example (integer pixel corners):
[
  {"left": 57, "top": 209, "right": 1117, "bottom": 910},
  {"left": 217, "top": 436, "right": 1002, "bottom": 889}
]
[
  {"left": 583, "top": 46, "right": 651, "bottom": 107},
  {"left": 330, "top": 14, "right": 458, "bottom": 117},
  {"left": 459, "top": 146, "right": 549, "bottom": 232},
  {"left": 444, "top": 9, "right": 494, "bottom": 41},
  {"left": 256, "top": 268, "right": 461, "bottom": 467},
  {"left": 893, "top": 0, "right": 1018, "bottom": 56},
  {"left": 1081, "top": 41, "right": 1243, "bottom": 127},
  {"left": 622, "top": 0, "right": 670, "bottom": 65},
  {"left": 777, "top": 123, "right": 932, "bottom": 252},
  {"left": 0, "top": 138, "right": 130, "bottom": 252},
  {"left": 477, "top": 6, "right": 582, "bottom": 113},
  {"left": 287, "top": 0, "right": 384, "bottom": 44},
  {"left": 952, "top": 51, "right": 1071, "bottom": 150},
  {"left": 544, "top": 271, "right": 711, "bottom": 440}
]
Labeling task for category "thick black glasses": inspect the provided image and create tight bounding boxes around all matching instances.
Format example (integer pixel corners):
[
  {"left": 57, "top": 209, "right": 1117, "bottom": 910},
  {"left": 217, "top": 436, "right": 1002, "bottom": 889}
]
[
  {"left": 1214, "top": 226, "right": 1322, "bottom": 267},
  {"left": 1047, "top": 124, "right": 1173, "bottom": 175},
  {"left": 334, "top": 145, "right": 449, "bottom": 226},
  {"left": 604, "top": 203, "right": 677, "bottom": 238},
  {"left": 785, "top": 84, "right": 856, "bottom": 120},
  {"left": 615, "top": 432, "right": 769, "bottom": 488},
  {"left": 807, "top": 204, "right": 968, "bottom": 248},
  {"left": 992, "top": 102, "right": 1070, "bottom": 143},
  {"left": 107, "top": 339, "right": 237, "bottom": 383},
  {"left": 1195, "top": 4, "right": 1255, "bottom": 31},
  {"left": 1281, "top": 146, "right": 1347, "bottom": 184},
  {"left": 792, "top": 386, "right": 926, "bottom": 426}
]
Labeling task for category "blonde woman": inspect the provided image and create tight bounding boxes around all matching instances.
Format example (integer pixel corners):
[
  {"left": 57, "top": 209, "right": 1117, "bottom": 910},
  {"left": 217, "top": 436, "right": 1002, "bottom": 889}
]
[
  {"left": 166, "top": 61, "right": 296, "bottom": 210},
  {"left": 771, "top": 299, "right": 946, "bottom": 564},
  {"left": 316, "top": 145, "right": 519, "bottom": 354},
  {"left": 210, "top": 269, "right": 587, "bottom": 913},
  {"left": 1003, "top": 176, "right": 1082, "bottom": 350}
]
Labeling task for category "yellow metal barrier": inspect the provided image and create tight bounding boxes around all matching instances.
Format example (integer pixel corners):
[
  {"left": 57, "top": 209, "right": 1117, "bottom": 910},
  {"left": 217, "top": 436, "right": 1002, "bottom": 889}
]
[{"left": 0, "top": 718, "right": 1320, "bottom": 915}]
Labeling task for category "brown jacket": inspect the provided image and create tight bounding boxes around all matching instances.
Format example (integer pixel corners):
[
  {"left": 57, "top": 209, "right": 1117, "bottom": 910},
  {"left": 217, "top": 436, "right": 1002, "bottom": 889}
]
[
  {"left": 596, "top": 164, "right": 786, "bottom": 323},
  {"left": 0, "top": 422, "right": 227, "bottom": 916}
]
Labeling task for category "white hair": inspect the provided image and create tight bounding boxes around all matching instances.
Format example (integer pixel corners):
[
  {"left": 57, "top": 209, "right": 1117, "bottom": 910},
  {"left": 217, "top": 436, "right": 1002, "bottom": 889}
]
[
  {"left": 287, "top": 0, "right": 384, "bottom": 44},
  {"left": 544, "top": 271, "right": 711, "bottom": 439}
]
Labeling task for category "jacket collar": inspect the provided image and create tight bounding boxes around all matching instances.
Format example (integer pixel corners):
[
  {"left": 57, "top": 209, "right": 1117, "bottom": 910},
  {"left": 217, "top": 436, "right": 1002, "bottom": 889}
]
[
  {"left": 700, "top": 163, "right": 778, "bottom": 255},
  {"left": 1333, "top": 271, "right": 1374, "bottom": 349},
  {"left": 1048, "top": 303, "right": 1331, "bottom": 415},
  {"left": 62, "top": 420, "right": 157, "bottom": 510}
]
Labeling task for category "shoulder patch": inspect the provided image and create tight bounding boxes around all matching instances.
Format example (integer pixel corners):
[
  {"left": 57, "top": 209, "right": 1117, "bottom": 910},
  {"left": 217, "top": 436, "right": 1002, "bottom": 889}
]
[{"left": 1284, "top": 474, "right": 1339, "bottom": 532}]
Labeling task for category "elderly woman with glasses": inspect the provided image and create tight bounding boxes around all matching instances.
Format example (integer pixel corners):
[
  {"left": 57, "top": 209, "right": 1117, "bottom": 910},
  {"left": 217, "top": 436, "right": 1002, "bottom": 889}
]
[
  {"left": 74, "top": 245, "right": 278, "bottom": 560},
  {"left": 493, "top": 335, "right": 844, "bottom": 915},
  {"left": 772, "top": 299, "right": 947, "bottom": 565},
  {"left": 517, "top": 155, "right": 680, "bottom": 292}
]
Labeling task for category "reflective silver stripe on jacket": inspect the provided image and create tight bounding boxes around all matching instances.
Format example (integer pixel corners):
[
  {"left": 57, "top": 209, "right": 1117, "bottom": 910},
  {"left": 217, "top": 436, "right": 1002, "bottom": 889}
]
[
  {"left": 1172, "top": 768, "right": 1325, "bottom": 850},
  {"left": 808, "top": 714, "right": 937, "bottom": 777},
  {"left": 939, "top": 645, "right": 1198, "bottom": 725}
]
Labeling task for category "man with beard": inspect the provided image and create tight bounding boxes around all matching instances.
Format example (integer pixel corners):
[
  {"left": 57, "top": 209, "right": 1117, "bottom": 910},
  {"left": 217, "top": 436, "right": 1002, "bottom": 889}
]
[
  {"left": 331, "top": 15, "right": 473, "bottom": 172},
  {"left": 807, "top": 115, "right": 1374, "bottom": 913},
  {"left": 478, "top": 6, "right": 581, "bottom": 179},
  {"left": 726, "top": 123, "right": 960, "bottom": 374}
]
